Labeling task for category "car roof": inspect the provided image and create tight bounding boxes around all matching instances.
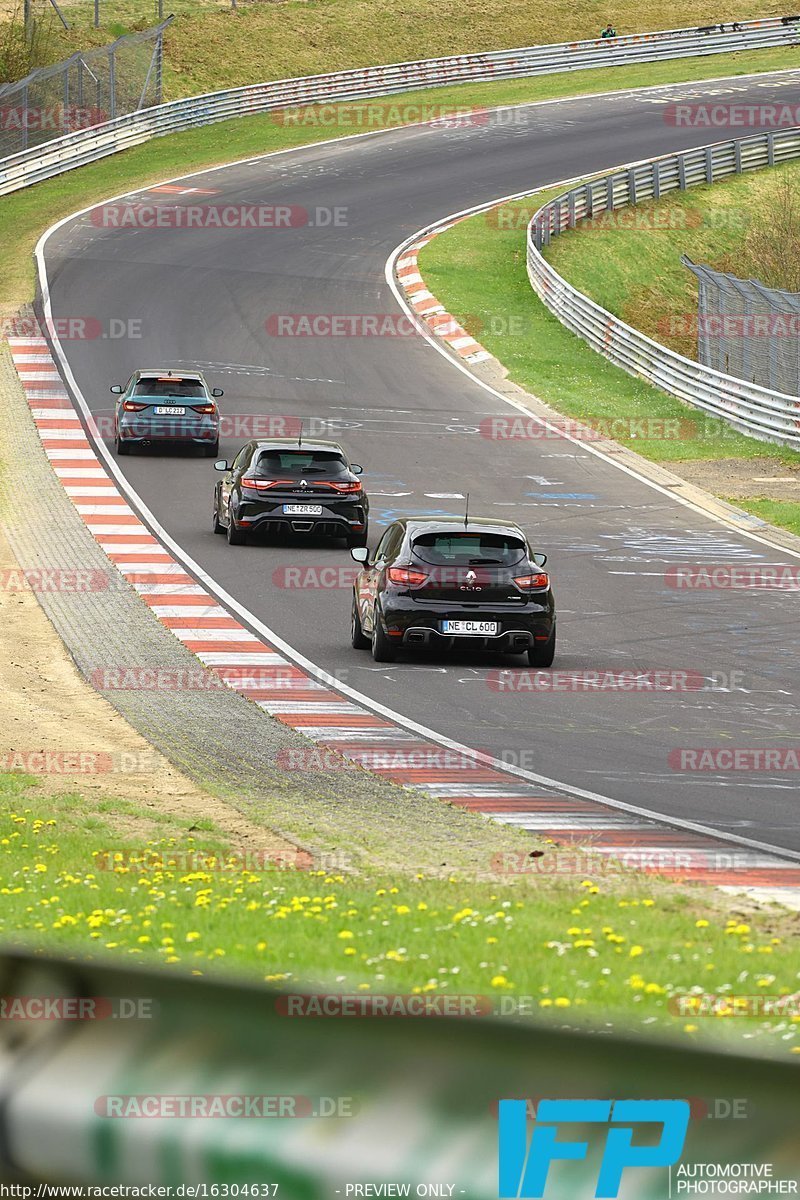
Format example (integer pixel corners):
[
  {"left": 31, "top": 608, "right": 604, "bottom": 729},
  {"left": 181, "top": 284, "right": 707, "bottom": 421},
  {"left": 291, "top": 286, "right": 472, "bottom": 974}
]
[
  {"left": 402, "top": 516, "right": 527, "bottom": 536},
  {"left": 250, "top": 439, "right": 346, "bottom": 453}
]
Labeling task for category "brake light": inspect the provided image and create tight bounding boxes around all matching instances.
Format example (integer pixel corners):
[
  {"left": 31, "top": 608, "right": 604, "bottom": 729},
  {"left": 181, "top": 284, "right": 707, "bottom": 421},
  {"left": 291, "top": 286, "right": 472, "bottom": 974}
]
[
  {"left": 328, "top": 481, "right": 362, "bottom": 493},
  {"left": 191, "top": 403, "right": 216, "bottom": 414},
  {"left": 240, "top": 476, "right": 292, "bottom": 492},
  {"left": 513, "top": 572, "right": 549, "bottom": 589},
  {"left": 122, "top": 400, "right": 146, "bottom": 412},
  {"left": 387, "top": 567, "right": 428, "bottom": 586}
]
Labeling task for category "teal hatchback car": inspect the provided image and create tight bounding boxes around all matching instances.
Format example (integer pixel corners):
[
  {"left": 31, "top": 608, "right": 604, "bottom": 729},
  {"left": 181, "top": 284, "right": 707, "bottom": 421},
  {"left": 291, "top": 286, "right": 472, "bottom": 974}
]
[{"left": 111, "top": 369, "right": 223, "bottom": 456}]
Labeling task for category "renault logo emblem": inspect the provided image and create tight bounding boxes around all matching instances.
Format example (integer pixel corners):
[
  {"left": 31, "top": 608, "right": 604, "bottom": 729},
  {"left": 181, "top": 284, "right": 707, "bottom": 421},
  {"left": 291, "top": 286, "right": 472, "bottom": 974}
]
[
  {"left": 465, "top": 570, "right": 477, "bottom": 583},
  {"left": 300, "top": 479, "right": 308, "bottom": 488}
]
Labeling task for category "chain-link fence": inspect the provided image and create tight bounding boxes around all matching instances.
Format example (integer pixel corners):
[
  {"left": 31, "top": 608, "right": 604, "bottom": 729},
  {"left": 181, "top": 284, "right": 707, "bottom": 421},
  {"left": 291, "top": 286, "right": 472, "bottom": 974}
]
[
  {"left": 682, "top": 255, "right": 800, "bottom": 397},
  {"left": 0, "top": 16, "right": 171, "bottom": 158}
]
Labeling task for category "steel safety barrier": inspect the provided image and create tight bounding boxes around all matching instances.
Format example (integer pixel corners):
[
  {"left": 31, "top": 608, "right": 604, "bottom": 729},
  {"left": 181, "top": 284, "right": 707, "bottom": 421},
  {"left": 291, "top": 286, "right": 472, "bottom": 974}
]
[
  {"left": 527, "top": 128, "right": 800, "bottom": 449},
  {"left": 1, "top": 15, "right": 799, "bottom": 196}
]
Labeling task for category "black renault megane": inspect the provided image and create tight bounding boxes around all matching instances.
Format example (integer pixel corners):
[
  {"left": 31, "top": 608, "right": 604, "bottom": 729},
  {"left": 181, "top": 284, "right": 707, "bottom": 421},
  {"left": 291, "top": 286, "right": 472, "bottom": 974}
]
[
  {"left": 213, "top": 438, "right": 369, "bottom": 546},
  {"left": 349, "top": 516, "right": 555, "bottom": 665}
]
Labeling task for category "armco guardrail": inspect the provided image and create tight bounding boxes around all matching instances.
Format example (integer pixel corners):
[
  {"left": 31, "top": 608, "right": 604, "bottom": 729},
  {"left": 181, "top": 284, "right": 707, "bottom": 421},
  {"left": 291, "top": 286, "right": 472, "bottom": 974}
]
[
  {"left": 1, "top": 16, "right": 799, "bottom": 197},
  {"left": 1, "top": 947, "right": 800, "bottom": 1190},
  {"left": 527, "top": 129, "right": 800, "bottom": 449}
]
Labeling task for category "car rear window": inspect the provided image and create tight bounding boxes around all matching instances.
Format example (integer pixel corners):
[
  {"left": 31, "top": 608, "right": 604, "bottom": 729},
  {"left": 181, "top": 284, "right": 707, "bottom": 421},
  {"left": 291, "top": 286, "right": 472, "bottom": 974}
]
[
  {"left": 253, "top": 450, "right": 348, "bottom": 477},
  {"left": 133, "top": 377, "right": 206, "bottom": 399},
  {"left": 411, "top": 532, "right": 527, "bottom": 566}
]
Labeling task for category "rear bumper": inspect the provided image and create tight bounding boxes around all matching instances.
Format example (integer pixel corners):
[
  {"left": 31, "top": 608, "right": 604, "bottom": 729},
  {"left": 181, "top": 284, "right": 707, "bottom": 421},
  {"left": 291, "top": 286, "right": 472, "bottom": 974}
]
[
  {"left": 118, "top": 417, "right": 218, "bottom": 445},
  {"left": 401, "top": 626, "right": 543, "bottom": 652},
  {"left": 378, "top": 596, "right": 555, "bottom": 649},
  {"left": 237, "top": 500, "right": 367, "bottom": 538}
]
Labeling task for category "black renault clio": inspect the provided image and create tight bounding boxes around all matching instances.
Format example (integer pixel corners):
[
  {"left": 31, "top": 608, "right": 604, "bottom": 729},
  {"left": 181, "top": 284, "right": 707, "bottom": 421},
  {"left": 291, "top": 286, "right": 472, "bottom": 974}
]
[
  {"left": 213, "top": 438, "right": 369, "bottom": 546},
  {"left": 350, "top": 516, "right": 555, "bottom": 665}
]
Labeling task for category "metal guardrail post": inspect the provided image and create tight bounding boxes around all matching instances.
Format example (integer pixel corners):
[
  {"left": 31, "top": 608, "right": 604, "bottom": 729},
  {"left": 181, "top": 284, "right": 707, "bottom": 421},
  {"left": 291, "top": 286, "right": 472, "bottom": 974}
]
[
  {"left": 21, "top": 84, "right": 28, "bottom": 152},
  {"left": 109, "top": 45, "right": 116, "bottom": 120}
]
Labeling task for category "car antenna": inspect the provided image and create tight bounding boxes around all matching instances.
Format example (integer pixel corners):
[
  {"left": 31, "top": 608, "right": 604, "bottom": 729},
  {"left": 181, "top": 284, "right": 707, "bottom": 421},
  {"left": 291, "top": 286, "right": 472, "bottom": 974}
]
[
  {"left": 298, "top": 420, "right": 303, "bottom": 449},
  {"left": 464, "top": 492, "right": 470, "bottom": 527}
]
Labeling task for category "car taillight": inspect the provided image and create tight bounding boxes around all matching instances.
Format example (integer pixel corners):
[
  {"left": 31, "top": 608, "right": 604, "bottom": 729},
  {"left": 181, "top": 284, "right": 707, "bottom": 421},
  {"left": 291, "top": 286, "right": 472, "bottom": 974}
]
[
  {"left": 240, "top": 476, "right": 291, "bottom": 492},
  {"left": 191, "top": 403, "right": 216, "bottom": 414},
  {"left": 328, "top": 481, "right": 362, "bottom": 493},
  {"left": 513, "top": 572, "right": 549, "bottom": 589},
  {"left": 122, "top": 400, "right": 146, "bottom": 412},
  {"left": 387, "top": 567, "right": 428, "bottom": 586}
]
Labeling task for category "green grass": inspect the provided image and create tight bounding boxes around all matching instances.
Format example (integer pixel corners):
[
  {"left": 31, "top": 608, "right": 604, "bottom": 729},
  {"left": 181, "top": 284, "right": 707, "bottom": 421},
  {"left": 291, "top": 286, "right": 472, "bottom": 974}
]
[
  {"left": 34, "top": 0, "right": 796, "bottom": 102},
  {"left": 732, "top": 497, "right": 800, "bottom": 534},
  {"left": 419, "top": 189, "right": 800, "bottom": 496},
  {"left": 3, "top": 773, "right": 800, "bottom": 1052},
  {"left": 546, "top": 161, "right": 800, "bottom": 360},
  {"left": 3, "top": 45, "right": 800, "bottom": 313}
]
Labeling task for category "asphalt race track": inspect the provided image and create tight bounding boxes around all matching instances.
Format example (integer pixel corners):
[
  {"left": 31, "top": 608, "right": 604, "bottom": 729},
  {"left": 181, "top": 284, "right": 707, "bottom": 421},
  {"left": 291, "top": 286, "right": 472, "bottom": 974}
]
[{"left": 41, "top": 71, "right": 800, "bottom": 852}]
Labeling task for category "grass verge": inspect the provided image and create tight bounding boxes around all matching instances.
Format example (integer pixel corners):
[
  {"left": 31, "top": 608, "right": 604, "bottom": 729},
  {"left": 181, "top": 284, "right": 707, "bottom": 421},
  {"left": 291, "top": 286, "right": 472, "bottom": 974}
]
[
  {"left": 2, "top": 46, "right": 800, "bottom": 309},
  {"left": 538, "top": 160, "right": 800, "bottom": 530},
  {"left": 3, "top": 772, "right": 800, "bottom": 1051},
  {"left": 418, "top": 175, "right": 800, "bottom": 534},
  {"left": 13, "top": 0, "right": 791, "bottom": 100}
]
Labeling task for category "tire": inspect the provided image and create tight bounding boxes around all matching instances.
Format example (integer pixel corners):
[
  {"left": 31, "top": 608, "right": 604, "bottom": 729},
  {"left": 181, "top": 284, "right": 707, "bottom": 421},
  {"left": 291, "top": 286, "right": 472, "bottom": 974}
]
[
  {"left": 527, "top": 627, "right": 556, "bottom": 668},
  {"left": 204, "top": 440, "right": 220, "bottom": 458},
  {"left": 351, "top": 597, "right": 370, "bottom": 650},
  {"left": 226, "top": 510, "right": 247, "bottom": 545},
  {"left": 371, "top": 604, "right": 397, "bottom": 662},
  {"left": 212, "top": 494, "right": 225, "bottom": 535},
  {"left": 115, "top": 433, "right": 131, "bottom": 456},
  {"left": 347, "top": 525, "right": 368, "bottom": 549}
]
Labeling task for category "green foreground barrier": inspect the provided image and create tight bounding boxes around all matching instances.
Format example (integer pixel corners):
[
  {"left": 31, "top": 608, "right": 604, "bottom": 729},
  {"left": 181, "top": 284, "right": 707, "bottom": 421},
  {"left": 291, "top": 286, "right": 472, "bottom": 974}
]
[{"left": 0, "top": 948, "right": 798, "bottom": 1197}]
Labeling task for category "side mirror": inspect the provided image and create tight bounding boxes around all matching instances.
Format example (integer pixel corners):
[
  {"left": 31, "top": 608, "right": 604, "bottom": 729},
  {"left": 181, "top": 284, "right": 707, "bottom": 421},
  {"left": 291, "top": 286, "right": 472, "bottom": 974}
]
[
  {"left": 211, "top": 388, "right": 224, "bottom": 398},
  {"left": 110, "top": 385, "right": 123, "bottom": 394},
  {"left": 214, "top": 459, "right": 229, "bottom": 472},
  {"left": 350, "top": 464, "right": 363, "bottom": 475},
  {"left": 532, "top": 552, "right": 548, "bottom": 567},
  {"left": 350, "top": 547, "right": 369, "bottom": 564}
]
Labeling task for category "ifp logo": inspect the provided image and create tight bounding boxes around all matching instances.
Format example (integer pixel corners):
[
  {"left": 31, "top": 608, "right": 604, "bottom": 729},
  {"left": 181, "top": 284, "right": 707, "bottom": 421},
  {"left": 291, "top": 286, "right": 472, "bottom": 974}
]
[{"left": 498, "top": 1099, "right": 690, "bottom": 1198}]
